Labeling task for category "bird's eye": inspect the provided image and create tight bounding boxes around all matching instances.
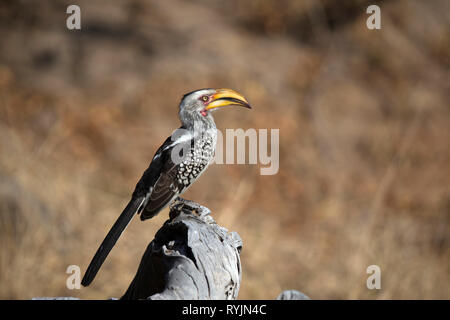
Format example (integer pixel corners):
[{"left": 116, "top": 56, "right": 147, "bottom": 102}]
[{"left": 201, "top": 95, "right": 209, "bottom": 102}]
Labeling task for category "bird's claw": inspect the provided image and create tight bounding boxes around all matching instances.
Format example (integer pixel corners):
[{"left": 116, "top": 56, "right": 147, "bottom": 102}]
[{"left": 169, "top": 197, "right": 211, "bottom": 219}]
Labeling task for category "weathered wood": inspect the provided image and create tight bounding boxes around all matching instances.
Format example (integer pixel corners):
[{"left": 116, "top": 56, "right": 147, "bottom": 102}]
[
  {"left": 121, "top": 198, "right": 243, "bottom": 300},
  {"left": 34, "top": 199, "right": 311, "bottom": 300}
]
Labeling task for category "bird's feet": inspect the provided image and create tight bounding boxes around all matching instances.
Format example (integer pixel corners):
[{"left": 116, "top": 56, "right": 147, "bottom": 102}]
[{"left": 169, "top": 197, "right": 212, "bottom": 219}]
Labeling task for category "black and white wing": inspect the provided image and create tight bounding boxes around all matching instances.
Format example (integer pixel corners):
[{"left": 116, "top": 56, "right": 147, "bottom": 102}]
[{"left": 138, "top": 129, "right": 196, "bottom": 220}]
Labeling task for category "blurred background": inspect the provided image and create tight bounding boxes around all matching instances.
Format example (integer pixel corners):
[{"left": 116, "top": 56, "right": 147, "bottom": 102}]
[{"left": 0, "top": 0, "right": 449, "bottom": 299}]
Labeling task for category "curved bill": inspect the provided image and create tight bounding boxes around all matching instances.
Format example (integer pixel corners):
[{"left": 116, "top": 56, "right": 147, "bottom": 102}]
[{"left": 205, "top": 88, "right": 251, "bottom": 110}]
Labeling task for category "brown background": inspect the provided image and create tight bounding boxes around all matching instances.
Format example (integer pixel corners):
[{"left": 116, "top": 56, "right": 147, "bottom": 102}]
[{"left": 0, "top": 0, "right": 449, "bottom": 299}]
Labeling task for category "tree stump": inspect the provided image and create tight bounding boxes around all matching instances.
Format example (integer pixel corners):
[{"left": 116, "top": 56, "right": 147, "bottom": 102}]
[{"left": 121, "top": 198, "right": 243, "bottom": 300}]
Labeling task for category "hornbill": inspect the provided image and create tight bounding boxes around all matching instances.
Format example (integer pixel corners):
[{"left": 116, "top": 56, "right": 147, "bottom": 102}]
[{"left": 81, "top": 88, "right": 251, "bottom": 286}]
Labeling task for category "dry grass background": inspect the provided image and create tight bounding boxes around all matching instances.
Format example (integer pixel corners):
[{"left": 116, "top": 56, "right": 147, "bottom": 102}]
[{"left": 0, "top": 0, "right": 449, "bottom": 299}]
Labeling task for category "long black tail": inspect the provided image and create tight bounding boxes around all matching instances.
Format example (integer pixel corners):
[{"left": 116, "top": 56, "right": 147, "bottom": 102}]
[{"left": 81, "top": 196, "right": 144, "bottom": 287}]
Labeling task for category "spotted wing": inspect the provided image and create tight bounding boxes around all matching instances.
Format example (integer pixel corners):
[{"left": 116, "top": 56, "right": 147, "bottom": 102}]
[{"left": 138, "top": 131, "right": 192, "bottom": 220}]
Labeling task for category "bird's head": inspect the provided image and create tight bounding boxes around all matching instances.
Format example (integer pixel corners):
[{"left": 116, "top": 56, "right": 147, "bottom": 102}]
[{"left": 179, "top": 88, "right": 251, "bottom": 128}]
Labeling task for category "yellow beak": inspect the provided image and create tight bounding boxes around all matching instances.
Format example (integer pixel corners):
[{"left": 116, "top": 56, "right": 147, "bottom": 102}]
[{"left": 205, "top": 88, "right": 251, "bottom": 110}]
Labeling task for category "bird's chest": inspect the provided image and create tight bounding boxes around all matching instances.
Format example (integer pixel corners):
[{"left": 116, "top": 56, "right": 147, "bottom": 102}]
[{"left": 176, "top": 133, "right": 216, "bottom": 187}]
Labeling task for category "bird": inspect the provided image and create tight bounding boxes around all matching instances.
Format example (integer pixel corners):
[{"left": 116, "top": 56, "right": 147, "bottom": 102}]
[{"left": 81, "top": 88, "right": 251, "bottom": 287}]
